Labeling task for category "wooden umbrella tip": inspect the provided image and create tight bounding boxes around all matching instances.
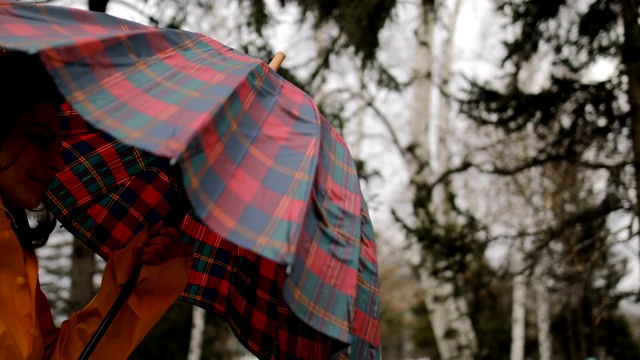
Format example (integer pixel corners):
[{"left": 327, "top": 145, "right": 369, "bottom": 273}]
[{"left": 268, "top": 51, "right": 286, "bottom": 71}]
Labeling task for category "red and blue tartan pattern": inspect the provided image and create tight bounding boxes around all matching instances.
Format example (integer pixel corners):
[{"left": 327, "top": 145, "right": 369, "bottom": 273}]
[
  {"left": 49, "top": 106, "right": 346, "bottom": 359},
  {"left": 1, "top": 2, "right": 380, "bottom": 357},
  {"left": 0, "top": 0, "right": 317, "bottom": 264}
]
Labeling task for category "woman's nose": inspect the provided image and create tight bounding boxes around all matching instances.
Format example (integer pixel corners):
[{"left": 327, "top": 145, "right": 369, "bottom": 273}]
[{"left": 50, "top": 149, "right": 64, "bottom": 173}]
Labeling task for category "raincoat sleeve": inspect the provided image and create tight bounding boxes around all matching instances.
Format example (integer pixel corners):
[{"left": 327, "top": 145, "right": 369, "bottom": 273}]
[{"left": 41, "top": 229, "right": 193, "bottom": 359}]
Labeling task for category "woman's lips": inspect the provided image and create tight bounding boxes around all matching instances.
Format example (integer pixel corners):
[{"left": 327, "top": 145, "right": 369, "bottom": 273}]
[{"left": 31, "top": 176, "right": 52, "bottom": 188}]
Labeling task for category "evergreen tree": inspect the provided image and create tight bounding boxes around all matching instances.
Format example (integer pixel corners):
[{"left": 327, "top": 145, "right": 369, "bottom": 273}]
[
  {"left": 460, "top": 0, "right": 634, "bottom": 242},
  {"left": 460, "top": 0, "right": 640, "bottom": 358},
  {"left": 276, "top": 0, "right": 399, "bottom": 63}
]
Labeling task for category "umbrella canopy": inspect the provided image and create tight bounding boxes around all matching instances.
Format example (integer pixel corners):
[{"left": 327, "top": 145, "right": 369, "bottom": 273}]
[
  {"left": 50, "top": 104, "right": 347, "bottom": 359},
  {"left": 0, "top": 2, "right": 380, "bottom": 359}
]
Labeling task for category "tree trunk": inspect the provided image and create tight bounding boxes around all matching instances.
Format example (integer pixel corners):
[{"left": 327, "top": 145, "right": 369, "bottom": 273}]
[
  {"left": 68, "top": 239, "right": 96, "bottom": 313},
  {"left": 411, "top": 2, "right": 477, "bottom": 359},
  {"left": 621, "top": 0, "right": 640, "bottom": 292},
  {"left": 409, "top": 10, "right": 433, "bottom": 165},
  {"left": 187, "top": 306, "right": 206, "bottom": 360},
  {"left": 353, "top": 89, "right": 366, "bottom": 160},
  {"left": 565, "top": 282, "right": 586, "bottom": 360},
  {"left": 574, "top": 292, "right": 587, "bottom": 360},
  {"left": 419, "top": 267, "right": 477, "bottom": 360},
  {"left": 566, "top": 307, "right": 578, "bottom": 360},
  {"left": 411, "top": 4, "right": 443, "bottom": 356},
  {"left": 535, "top": 261, "right": 552, "bottom": 360},
  {"left": 310, "top": 21, "right": 332, "bottom": 104},
  {"left": 510, "top": 243, "right": 526, "bottom": 360},
  {"left": 432, "top": 0, "right": 462, "bottom": 220},
  {"left": 435, "top": 0, "right": 462, "bottom": 175}
]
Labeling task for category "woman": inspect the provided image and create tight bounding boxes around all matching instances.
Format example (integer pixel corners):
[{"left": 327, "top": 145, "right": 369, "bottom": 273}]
[{"left": 0, "top": 51, "right": 194, "bottom": 359}]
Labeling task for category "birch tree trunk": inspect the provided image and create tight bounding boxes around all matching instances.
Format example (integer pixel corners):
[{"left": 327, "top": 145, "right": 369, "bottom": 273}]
[
  {"left": 409, "top": 7, "right": 434, "bottom": 161},
  {"left": 503, "top": 42, "right": 553, "bottom": 360},
  {"left": 435, "top": 0, "right": 462, "bottom": 175},
  {"left": 353, "top": 93, "right": 365, "bottom": 160},
  {"left": 510, "top": 243, "right": 526, "bottom": 360},
  {"left": 419, "top": 267, "right": 477, "bottom": 360},
  {"left": 535, "top": 260, "right": 552, "bottom": 360},
  {"left": 310, "top": 21, "right": 333, "bottom": 104},
  {"left": 187, "top": 307, "right": 207, "bottom": 360},
  {"left": 411, "top": 1, "right": 477, "bottom": 358},
  {"left": 68, "top": 239, "right": 96, "bottom": 313}
]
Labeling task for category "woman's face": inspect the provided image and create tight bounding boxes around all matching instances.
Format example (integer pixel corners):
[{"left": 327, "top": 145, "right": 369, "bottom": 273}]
[{"left": 0, "top": 102, "right": 63, "bottom": 209}]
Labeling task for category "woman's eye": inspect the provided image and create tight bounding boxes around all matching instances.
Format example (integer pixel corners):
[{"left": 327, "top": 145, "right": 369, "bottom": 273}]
[{"left": 27, "top": 132, "right": 53, "bottom": 148}]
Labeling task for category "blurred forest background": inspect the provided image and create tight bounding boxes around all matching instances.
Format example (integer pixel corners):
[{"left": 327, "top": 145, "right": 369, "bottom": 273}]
[{"left": 28, "top": 0, "right": 640, "bottom": 359}]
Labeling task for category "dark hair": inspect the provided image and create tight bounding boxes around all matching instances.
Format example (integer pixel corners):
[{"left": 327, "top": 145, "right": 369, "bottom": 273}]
[
  {"left": 0, "top": 49, "right": 65, "bottom": 249},
  {"left": 0, "top": 50, "right": 65, "bottom": 139},
  {"left": 7, "top": 205, "right": 58, "bottom": 249}
]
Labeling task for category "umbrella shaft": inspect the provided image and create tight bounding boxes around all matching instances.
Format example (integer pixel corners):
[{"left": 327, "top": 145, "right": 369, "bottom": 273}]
[{"left": 78, "top": 263, "right": 142, "bottom": 360}]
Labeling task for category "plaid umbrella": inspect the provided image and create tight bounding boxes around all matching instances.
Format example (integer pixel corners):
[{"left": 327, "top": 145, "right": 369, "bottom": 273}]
[
  {"left": 51, "top": 104, "right": 356, "bottom": 359},
  {"left": 0, "top": 2, "right": 380, "bottom": 359}
]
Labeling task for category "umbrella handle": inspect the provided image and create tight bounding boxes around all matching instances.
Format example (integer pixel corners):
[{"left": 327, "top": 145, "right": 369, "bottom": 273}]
[
  {"left": 78, "top": 263, "right": 142, "bottom": 360},
  {"left": 268, "top": 51, "right": 286, "bottom": 71}
]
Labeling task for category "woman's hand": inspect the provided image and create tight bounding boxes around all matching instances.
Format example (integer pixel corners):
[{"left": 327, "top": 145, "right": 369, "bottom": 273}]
[{"left": 138, "top": 221, "right": 192, "bottom": 266}]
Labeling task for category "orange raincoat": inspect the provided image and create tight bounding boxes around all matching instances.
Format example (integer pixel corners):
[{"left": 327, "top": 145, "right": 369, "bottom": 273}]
[{"left": 0, "top": 207, "right": 193, "bottom": 359}]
